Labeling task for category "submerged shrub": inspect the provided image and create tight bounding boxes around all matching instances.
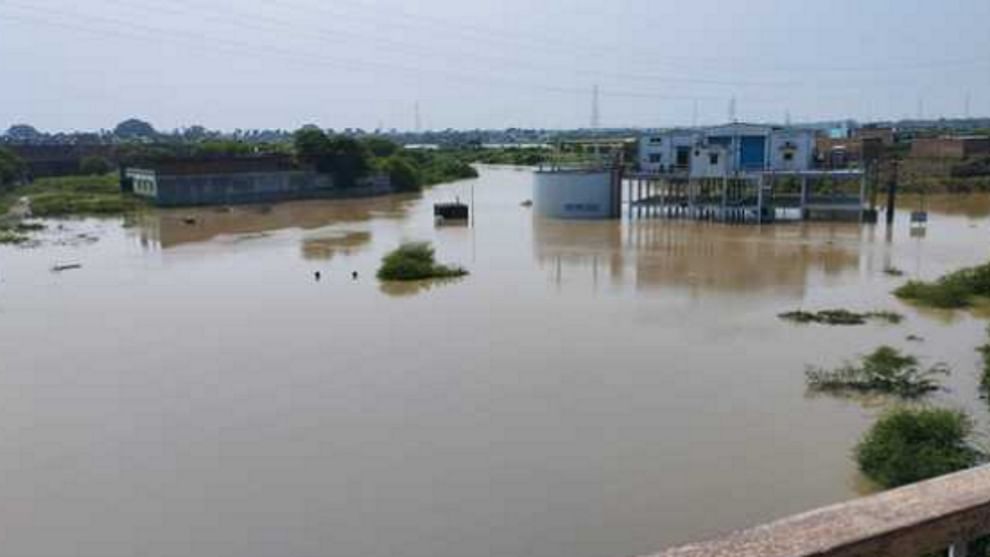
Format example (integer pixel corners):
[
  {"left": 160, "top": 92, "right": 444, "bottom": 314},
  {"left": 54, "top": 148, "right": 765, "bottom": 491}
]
[
  {"left": 377, "top": 242, "right": 468, "bottom": 282},
  {"left": 780, "top": 309, "right": 903, "bottom": 326},
  {"left": 894, "top": 261, "right": 990, "bottom": 309},
  {"left": 0, "top": 229, "right": 28, "bottom": 245},
  {"left": 806, "top": 346, "right": 948, "bottom": 398},
  {"left": 855, "top": 407, "right": 982, "bottom": 488}
]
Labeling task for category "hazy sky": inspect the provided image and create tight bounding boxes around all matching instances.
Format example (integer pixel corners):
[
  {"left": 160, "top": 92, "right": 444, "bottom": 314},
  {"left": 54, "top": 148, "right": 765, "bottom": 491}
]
[{"left": 1, "top": 0, "right": 989, "bottom": 132}]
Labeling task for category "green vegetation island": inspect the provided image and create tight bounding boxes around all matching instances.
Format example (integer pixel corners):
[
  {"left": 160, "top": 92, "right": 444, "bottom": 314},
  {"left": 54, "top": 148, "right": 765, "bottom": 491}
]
[{"left": 377, "top": 242, "right": 468, "bottom": 282}]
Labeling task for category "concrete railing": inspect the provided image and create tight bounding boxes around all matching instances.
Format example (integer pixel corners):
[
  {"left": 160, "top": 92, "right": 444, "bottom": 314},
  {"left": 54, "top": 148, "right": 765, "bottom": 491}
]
[{"left": 643, "top": 465, "right": 990, "bottom": 557}]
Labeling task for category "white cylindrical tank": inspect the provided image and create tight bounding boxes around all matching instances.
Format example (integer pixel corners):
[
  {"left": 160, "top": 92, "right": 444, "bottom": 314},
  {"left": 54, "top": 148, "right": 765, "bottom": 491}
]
[{"left": 533, "top": 169, "right": 618, "bottom": 219}]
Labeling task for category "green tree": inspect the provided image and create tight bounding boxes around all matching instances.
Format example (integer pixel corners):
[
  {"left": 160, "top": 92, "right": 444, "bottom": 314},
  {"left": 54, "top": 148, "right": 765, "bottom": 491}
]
[
  {"left": 325, "top": 136, "right": 371, "bottom": 187},
  {"left": 294, "top": 128, "right": 332, "bottom": 170},
  {"left": 363, "top": 137, "right": 400, "bottom": 158},
  {"left": 293, "top": 129, "right": 372, "bottom": 186},
  {"left": 79, "top": 156, "right": 114, "bottom": 176},
  {"left": 194, "top": 140, "right": 254, "bottom": 157},
  {"left": 0, "top": 147, "right": 26, "bottom": 190},
  {"left": 383, "top": 156, "right": 420, "bottom": 192},
  {"left": 855, "top": 407, "right": 982, "bottom": 489},
  {"left": 113, "top": 118, "right": 157, "bottom": 140}
]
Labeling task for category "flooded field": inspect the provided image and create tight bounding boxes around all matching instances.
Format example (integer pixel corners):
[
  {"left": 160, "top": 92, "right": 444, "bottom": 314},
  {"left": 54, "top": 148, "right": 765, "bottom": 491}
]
[{"left": 1, "top": 166, "right": 989, "bottom": 557}]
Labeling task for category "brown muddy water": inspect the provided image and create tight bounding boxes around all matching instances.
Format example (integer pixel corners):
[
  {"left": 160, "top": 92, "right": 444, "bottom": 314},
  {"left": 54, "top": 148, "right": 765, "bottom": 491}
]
[{"left": 1, "top": 166, "right": 989, "bottom": 557}]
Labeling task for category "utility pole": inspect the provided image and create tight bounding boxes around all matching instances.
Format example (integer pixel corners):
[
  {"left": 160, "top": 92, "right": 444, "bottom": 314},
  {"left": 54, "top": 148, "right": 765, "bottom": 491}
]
[{"left": 886, "top": 159, "right": 899, "bottom": 226}]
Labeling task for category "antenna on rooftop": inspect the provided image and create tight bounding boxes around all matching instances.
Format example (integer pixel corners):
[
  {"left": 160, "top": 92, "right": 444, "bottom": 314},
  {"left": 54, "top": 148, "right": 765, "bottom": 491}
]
[
  {"left": 785, "top": 109, "right": 792, "bottom": 127},
  {"left": 591, "top": 84, "right": 601, "bottom": 130},
  {"left": 729, "top": 96, "right": 737, "bottom": 124},
  {"left": 414, "top": 101, "right": 422, "bottom": 132}
]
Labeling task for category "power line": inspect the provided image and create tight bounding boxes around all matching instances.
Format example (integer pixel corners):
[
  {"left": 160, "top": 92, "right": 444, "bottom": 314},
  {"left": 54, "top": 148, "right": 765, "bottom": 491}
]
[{"left": 0, "top": 2, "right": 784, "bottom": 105}]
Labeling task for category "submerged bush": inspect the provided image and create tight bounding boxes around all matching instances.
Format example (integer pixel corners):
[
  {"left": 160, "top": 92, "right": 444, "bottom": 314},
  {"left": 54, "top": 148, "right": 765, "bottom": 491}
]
[
  {"left": 780, "top": 309, "right": 903, "bottom": 326},
  {"left": 377, "top": 242, "right": 468, "bottom": 282},
  {"left": 855, "top": 407, "right": 982, "bottom": 489},
  {"left": 0, "top": 229, "right": 28, "bottom": 245},
  {"left": 894, "top": 261, "right": 990, "bottom": 309},
  {"left": 806, "top": 346, "right": 948, "bottom": 398}
]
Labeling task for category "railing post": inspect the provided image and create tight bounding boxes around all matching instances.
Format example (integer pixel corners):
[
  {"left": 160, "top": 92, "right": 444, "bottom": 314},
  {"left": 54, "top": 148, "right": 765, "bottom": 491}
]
[{"left": 949, "top": 540, "right": 969, "bottom": 557}]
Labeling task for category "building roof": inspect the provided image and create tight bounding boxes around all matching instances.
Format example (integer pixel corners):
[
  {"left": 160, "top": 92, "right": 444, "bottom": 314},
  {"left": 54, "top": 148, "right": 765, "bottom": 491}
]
[{"left": 130, "top": 155, "right": 296, "bottom": 176}]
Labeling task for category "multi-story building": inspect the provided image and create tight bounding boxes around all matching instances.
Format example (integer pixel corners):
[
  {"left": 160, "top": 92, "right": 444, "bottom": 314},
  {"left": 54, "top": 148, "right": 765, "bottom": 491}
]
[{"left": 639, "top": 123, "right": 817, "bottom": 177}]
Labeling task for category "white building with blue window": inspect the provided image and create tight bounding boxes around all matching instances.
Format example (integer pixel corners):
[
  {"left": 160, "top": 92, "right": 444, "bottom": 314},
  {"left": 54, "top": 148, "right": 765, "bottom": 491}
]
[{"left": 639, "top": 124, "right": 817, "bottom": 177}]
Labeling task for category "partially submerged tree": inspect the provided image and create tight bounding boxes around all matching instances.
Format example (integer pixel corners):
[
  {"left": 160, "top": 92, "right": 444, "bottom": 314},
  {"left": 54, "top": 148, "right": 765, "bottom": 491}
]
[
  {"left": 855, "top": 407, "right": 982, "bottom": 489},
  {"left": 377, "top": 242, "right": 468, "bottom": 282}
]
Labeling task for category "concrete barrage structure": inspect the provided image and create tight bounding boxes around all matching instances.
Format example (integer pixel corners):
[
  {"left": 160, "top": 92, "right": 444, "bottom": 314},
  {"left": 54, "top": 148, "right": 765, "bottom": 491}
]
[
  {"left": 123, "top": 156, "right": 393, "bottom": 207},
  {"left": 643, "top": 465, "right": 990, "bottom": 557},
  {"left": 533, "top": 161, "right": 623, "bottom": 220}
]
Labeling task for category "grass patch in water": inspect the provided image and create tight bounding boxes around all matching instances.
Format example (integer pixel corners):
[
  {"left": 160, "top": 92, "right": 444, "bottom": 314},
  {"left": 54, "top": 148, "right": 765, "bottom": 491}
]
[
  {"left": 377, "top": 242, "right": 468, "bottom": 282},
  {"left": 0, "top": 229, "right": 28, "bottom": 244},
  {"left": 1, "top": 173, "right": 144, "bottom": 218},
  {"left": 806, "top": 346, "right": 948, "bottom": 398},
  {"left": 780, "top": 309, "right": 904, "bottom": 326},
  {"left": 894, "top": 261, "right": 990, "bottom": 309}
]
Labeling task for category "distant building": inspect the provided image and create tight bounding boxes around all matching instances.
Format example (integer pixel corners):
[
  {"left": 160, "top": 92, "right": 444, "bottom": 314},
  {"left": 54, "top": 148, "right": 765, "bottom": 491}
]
[
  {"left": 911, "top": 136, "right": 990, "bottom": 159},
  {"left": 123, "top": 156, "right": 392, "bottom": 207},
  {"left": 854, "top": 127, "right": 896, "bottom": 146},
  {"left": 638, "top": 124, "right": 816, "bottom": 176}
]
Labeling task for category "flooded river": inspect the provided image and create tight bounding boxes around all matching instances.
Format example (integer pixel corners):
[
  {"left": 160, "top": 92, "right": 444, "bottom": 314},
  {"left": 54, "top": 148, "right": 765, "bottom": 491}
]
[{"left": 1, "top": 166, "right": 989, "bottom": 557}]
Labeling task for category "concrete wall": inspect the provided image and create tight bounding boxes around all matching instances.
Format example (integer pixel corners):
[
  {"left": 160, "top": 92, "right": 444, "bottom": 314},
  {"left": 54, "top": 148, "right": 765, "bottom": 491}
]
[
  {"left": 128, "top": 169, "right": 393, "bottom": 207},
  {"left": 534, "top": 169, "right": 618, "bottom": 219},
  {"left": 769, "top": 129, "right": 815, "bottom": 172},
  {"left": 645, "top": 465, "right": 990, "bottom": 557},
  {"left": 689, "top": 146, "right": 729, "bottom": 178},
  {"left": 912, "top": 137, "right": 990, "bottom": 159},
  {"left": 639, "top": 131, "right": 700, "bottom": 173}
]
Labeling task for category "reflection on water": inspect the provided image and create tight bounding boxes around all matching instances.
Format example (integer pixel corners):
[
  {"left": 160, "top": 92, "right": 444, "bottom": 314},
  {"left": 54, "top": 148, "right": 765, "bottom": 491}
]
[
  {"left": 133, "top": 193, "right": 419, "bottom": 249},
  {"left": 378, "top": 277, "right": 465, "bottom": 298},
  {"left": 302, "top": 230, "right": 372, "bottom": 260},
  {"left": 533, "top": 217, "right": 860, "bottom": 298}
]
